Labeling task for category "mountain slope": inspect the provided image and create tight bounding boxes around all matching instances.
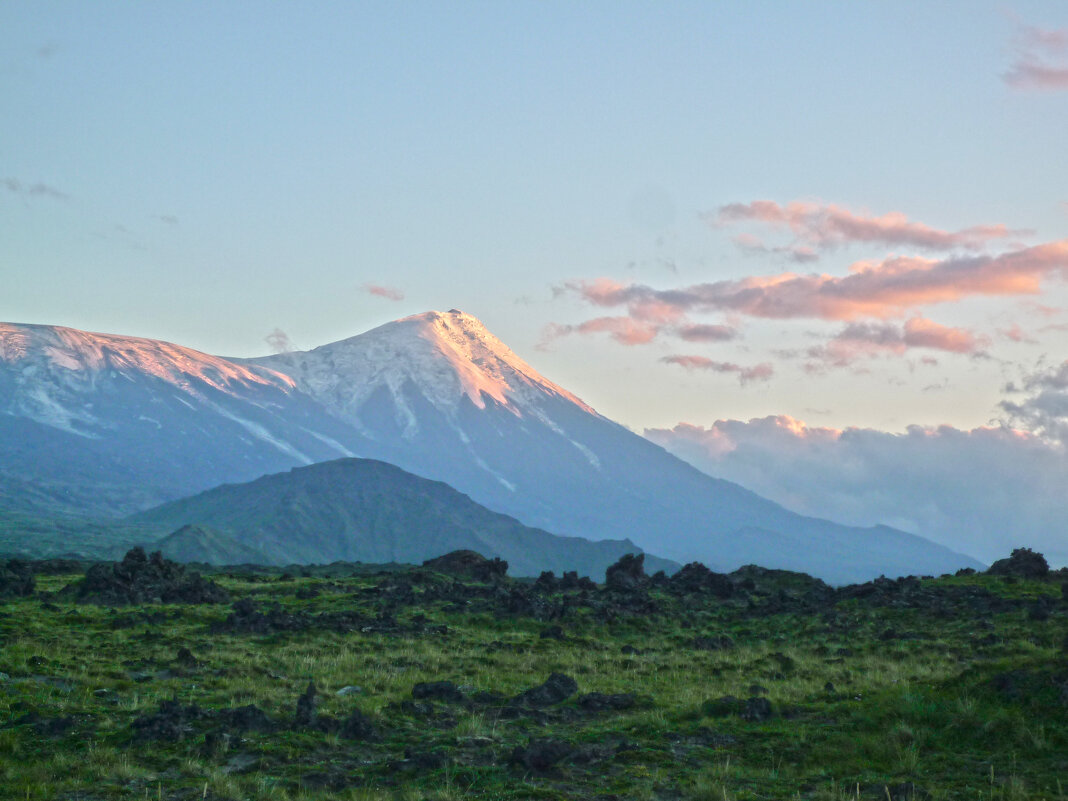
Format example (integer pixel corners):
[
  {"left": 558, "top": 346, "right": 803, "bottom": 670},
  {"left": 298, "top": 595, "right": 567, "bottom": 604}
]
[
  {"left": 248, "top": 311, "right": 982, "bottom": 582},
  {"left": 0, "top": 322, "right": 372, "bottom": 513},
  {"left": 130, "top": 458, "right": 673, "bottom": 577},
  {"left": 0, "top": 314, "right": 984, "bottom": 582}
]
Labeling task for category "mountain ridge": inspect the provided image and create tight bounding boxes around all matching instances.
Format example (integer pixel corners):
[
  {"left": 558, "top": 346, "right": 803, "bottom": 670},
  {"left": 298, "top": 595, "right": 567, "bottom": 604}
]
[
  {"left": 129, "top": 457, "right": 676, "bottom": 577},
  {"left": 0, "top": 312, "right": 984, "bottom": 582}
]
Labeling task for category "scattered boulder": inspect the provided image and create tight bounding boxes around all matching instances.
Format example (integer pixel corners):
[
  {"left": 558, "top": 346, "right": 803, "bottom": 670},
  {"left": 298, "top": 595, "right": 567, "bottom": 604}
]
[
  {"left": 560, "top": 572, "right": 598, "bottom": 591},
  {"left": 65, "top": 548, "right": 229, "bottom": 606},
  {"left": 692, "top": 634, "right": 734, "bottom": 651},
  {"left": 339, "top": 709, "right": 378, "bottom": 741},
  {"left": 987, "top": 548, "right": 1049, "bottom": 579},
  {"left": 741, "top": 696, "right": 773, "bottom": 722},
  {"left": 577, "top": 692, "right": 638, "bottom": 712},
  {"left": 605, "top": 553, "right": 646, "bottom": 591},
  {"left": 295, "top": 682, "right": 318, "bottom": 727},
  {"left": 0, "top": 559, "right": 35, "bottom": 598},
  {"left": 539, "top": 625, "right": 565, "bottom": 641},
  {"left": 509, "top": 737, "right": 578, "bottom": 774},
  {"left": 511, "top": 672, "right": 578, "bottom": 708},
  {"left": 175, "top": 647, "right": 199, "bottom": 668},
  {"left": 216, "top": 705, "right": 274, "bottom": 733},
  {"left": 412, "top": 681, "right": 465, "bottom": 703},
  {"left": 132, "top": 699, "right": 204, "bottom": 742},
  {"left": 534, "top": 571, "right": 559, "bottom": 592},
  {"left": 422, "top": 550, "right": 508, "bottom": 582}
]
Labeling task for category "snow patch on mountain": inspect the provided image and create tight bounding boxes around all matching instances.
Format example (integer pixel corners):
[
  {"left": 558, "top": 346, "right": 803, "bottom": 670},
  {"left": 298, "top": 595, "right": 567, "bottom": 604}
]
[{"left": 0, "top": 322, "right": 299, "bottom": 435}]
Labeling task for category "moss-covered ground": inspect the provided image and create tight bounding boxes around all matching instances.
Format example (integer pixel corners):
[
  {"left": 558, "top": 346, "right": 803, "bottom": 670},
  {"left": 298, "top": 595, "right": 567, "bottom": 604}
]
[{"left": 1, "top": 560, "right": 1066, "bottom": 800}]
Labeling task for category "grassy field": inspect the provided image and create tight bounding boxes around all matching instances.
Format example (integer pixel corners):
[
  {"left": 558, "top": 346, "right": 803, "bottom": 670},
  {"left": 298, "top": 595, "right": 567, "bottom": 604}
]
[{"left": 1, "top": 554, "right": 1066, "bottom": 800}]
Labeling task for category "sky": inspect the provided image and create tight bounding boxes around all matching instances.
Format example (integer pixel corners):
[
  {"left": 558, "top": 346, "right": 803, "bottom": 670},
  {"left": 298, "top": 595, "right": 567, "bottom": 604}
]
[{"left": 4, "top": 2, "right": 1068, "bottom": 563}]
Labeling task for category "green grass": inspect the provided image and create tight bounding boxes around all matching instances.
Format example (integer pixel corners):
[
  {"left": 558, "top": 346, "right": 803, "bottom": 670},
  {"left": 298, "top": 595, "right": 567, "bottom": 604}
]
[{"left": 1, "top": 565, "right": 1066, "bottom": 800}]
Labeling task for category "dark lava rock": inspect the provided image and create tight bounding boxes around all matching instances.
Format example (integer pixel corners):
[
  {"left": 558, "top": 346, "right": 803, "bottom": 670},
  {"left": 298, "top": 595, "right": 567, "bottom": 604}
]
[
  {"left": 701, "top": 696, "right": 741, "bottom": 717},
  {"left": 881, "top": 782, "right": 931, "bottom": 801},
  {"left": 692, "top": 634, "right": 734, "bottom": 651},
  {"left": 403, "top": 747, "right": 446, "bottom": 770},
  {"left": 605, "top": 553, "right": 646, "bottom": 591},
  {"left": 577, "top": 692, "right": 638, "bottom": 712},
  {"left": 422, "top": 550, "right": 508, "bottom": 582},
  {"left": 988, "top": 547, "right": 1049, "bottom": 579},
  {"left": 540, "top": 625, "right": 565, "bottom": 640},
  {"left": 295, "top": 682, "right": 318, "bottom": 727},
  {"left": 66, "top": 548, "right": 229, "bottom": 606},
  {"left": 741, "top": 696, "right": 773, "bottom": 721},
  {"left": 0, "top": 559, "right": 35, "bottom": 598},
  {"left": 560, "top": 571, "right": 597, "bottom": 591},
  {"left": 412, "top": 681, "right": 465, "bottom": 703},
  {"left": 509, "top": 737, "right": 578, "bottom": 774},
  {"left": 511, "top": 672, "right": 578, "bottom": 708},
  {"left": 339, "top": 709, "right": 378, "bottom": 741},
  {"left": 216, "top": 705, "right": 274, "bottom": 733},
  {"left": 10, "top": 713, "right": 82, "bottom": 738},
  {"left": 668, "top": 562, "right": 733, "bottom": 598},
  {"left": 132, "top": 699, "right": 204, "bottom": 742},
  {"left": 534, "top": 571, "right": 559, "bottom": 592}
]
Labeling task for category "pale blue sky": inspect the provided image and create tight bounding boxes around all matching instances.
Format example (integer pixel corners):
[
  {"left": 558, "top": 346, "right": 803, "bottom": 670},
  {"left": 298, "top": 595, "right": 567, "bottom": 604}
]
[{"left": 3, "top": 1, "right": 1067, "bottom": 433}]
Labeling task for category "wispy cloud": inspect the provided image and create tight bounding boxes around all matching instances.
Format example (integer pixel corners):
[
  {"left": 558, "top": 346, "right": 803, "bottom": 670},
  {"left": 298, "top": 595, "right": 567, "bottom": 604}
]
[
  {"left": 660, "top": 355, "right": 773, "bottom": 385},
  {"left": 264, "top": 328, "right": 297, "bottom": 354},
  {"left": 2, "top": 177, "right": 68, "bottom": 201},
  {"left": 541, "top": 316, "right": 658, "bottom": 347},
  {"left": 1004, "top": 23, "right": 1068, "bottom": 90},
  {"left": 676, "top": 323, "right": 739, "bottom": 343},
  {"left": 363, "top": 283, "right": 405, "bottom": 301},
  {"left": 560, "top": 240, "right": 1068, "bottom": 323},
  {"left": 712, "top": 200, "right": 1025, "bottom": 257}
]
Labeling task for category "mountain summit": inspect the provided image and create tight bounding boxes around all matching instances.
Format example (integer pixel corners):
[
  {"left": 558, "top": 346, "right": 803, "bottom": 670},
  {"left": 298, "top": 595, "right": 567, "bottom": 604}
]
[
  {"left": 0, "top": 313, "right": 982, "bottom": 581},
  {"left": 255, "top": 310, "right": 594, "bottom": 423}
]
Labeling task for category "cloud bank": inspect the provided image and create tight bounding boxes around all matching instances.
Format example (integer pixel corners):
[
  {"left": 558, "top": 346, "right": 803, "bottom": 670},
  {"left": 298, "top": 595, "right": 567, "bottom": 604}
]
[
  {"left": 562, "top": 241, "right": 1068, "bottom": 323},
  {"left": 645, "top": 412, "right": 1068, "bottom": 567}
]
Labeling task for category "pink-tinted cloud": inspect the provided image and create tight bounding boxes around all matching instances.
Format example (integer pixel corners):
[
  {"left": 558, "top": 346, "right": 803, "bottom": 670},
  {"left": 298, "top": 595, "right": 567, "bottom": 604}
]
[
  {"left": 660, "top": 355, "right": 773, "bottom": 385},
  {"left": 1005, "top": 24, "right": 1068, "bottom": 90},
  {"left": 806, "top": 317, "right": 987, "bottom": 368},
  {"left": 713, "top": 200, "right": 1025, "bottom": 254},
  {"left": 363, "top": 283, "right": 405, "bottom": 301},
  {"left": 542, "top": 316, "right": 659, "bottom": 347},
  {"left": 562, "top": 240, "right": 1068, "bottom": 322},
  {"left": 732, "top": 232, "right": 819, "bottom": 263}
]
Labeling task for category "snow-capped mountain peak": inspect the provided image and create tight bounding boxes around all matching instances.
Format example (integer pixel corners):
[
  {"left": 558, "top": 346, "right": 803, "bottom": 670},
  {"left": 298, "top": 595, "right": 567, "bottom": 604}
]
[{"left": 252, "top": 309, "right": 597, "bottom": 426}]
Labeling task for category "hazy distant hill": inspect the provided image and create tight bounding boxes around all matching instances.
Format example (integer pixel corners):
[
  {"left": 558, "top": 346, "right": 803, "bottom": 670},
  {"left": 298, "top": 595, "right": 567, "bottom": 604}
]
[{"left": 129, "top": 458, "right": 674, "bottom": 577}]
